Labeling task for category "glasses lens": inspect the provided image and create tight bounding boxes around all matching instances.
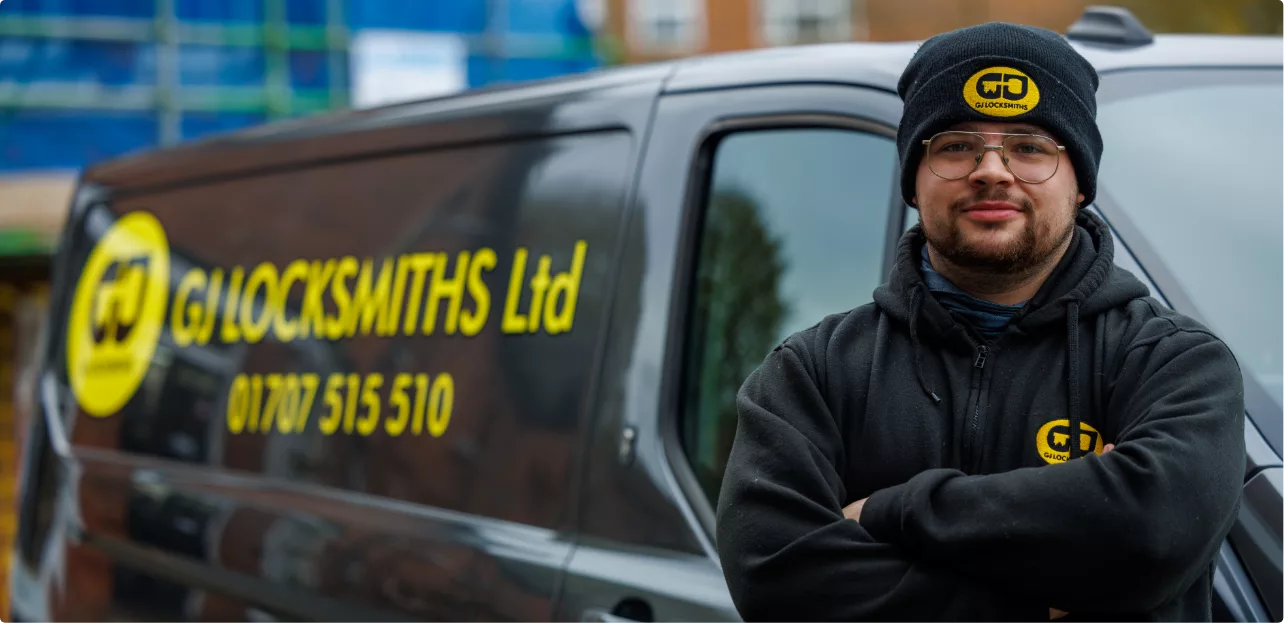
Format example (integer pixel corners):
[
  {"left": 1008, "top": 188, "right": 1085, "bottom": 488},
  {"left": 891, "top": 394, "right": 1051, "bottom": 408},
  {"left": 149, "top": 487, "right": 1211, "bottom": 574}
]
[
  {"left": 1003, "top": 134, "right": 1061, "bottom": 182},
  {"left": 926, "top": 132, "right": 983, "bottom": 180}
]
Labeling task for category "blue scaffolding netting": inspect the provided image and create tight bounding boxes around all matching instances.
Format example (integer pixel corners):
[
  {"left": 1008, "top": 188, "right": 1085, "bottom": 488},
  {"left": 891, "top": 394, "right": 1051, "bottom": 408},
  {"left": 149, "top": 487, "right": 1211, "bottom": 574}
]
[{"left": 0, "top": 0, "right": 603, "bottom": 171}]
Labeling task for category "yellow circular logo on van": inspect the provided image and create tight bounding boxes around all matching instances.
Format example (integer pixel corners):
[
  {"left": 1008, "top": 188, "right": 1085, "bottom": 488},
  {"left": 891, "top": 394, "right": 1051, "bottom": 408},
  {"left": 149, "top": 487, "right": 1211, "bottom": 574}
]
[
  {"left": 1036, "top": 419, "right": 1104, "bottom": 464},
  {"left": 963, "top": 66, "right": 1040, "bottom": 117},
  {"left": 66, "top": 211, "right": 170, "bottom": 418}
]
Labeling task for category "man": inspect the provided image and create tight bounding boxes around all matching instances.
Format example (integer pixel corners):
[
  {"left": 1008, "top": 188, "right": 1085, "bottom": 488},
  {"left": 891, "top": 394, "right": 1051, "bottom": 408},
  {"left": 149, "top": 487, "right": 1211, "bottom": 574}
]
[{"left": 714, "top": 22, "right": 1245, "bottom": 622}]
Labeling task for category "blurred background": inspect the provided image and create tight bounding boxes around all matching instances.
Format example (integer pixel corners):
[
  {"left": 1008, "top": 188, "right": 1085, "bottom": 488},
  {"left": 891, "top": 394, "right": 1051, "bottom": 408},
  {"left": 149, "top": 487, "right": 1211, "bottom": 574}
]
[{"left": 0, "top": 0, "right": 1279, "bottom": 615}]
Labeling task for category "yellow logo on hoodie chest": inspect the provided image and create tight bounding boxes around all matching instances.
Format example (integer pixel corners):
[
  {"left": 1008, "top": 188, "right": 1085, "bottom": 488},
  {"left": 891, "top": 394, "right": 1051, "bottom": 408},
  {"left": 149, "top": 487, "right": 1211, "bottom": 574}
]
[{"left": 1036, "top": 419, "right": 1105, "bottom": 464}]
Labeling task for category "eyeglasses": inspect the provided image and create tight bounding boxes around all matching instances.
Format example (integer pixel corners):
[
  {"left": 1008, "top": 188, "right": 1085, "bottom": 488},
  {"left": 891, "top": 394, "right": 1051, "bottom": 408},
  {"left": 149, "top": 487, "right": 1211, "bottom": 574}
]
[{"left": 921, "top": 131, "right": 1067, "bottom": 184}]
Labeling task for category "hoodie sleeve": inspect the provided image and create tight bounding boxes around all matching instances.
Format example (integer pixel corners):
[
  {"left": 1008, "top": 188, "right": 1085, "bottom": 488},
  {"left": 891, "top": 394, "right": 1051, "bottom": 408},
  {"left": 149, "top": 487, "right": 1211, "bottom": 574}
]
[
  {"left": 858, "top": 326, "right": 1246, "bottom": 613},
  {"left": 715, "top": 340, "right": 1044, "bottom": 621}
]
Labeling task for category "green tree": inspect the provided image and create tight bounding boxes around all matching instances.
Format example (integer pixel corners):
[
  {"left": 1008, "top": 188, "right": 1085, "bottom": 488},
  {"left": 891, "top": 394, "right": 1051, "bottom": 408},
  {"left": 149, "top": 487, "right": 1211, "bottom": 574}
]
[{"left": 686, "top": 188, "right": 790, "bottom": 504}]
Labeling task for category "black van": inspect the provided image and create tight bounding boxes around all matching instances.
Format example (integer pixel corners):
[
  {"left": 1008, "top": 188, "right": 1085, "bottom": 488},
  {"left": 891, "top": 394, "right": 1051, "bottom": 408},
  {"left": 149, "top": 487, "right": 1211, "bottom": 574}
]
[{"left": 11, "top": 8, "right": 1282, "bottom": 622}]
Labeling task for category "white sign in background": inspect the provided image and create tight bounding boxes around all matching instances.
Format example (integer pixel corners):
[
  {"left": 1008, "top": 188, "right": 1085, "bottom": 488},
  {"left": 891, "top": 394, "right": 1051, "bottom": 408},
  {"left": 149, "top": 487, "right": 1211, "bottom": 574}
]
[
  {"left": 576, "top": 0, "right": 607, "bottom": 32},
  {"left": 349, "top": 29, "right": 468, "bottom": 109}
]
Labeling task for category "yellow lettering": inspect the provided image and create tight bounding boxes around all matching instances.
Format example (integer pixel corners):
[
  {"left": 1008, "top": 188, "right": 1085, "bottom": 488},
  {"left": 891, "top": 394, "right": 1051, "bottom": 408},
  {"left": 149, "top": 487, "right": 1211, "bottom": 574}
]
[
  {"left": 412, "top": 373, "right": 429, "bottom": 435},
  {"left": 277, "top": 375, "right": 299, "bottom": 434},
  {"left": 527, "top": 256, "right": 552, "bottom": 333},
  {"left": 198, "top": 268, "right": 223, "bottom": 345},
  {"left": 424, "top": 251, "right": 468, "bottom": 335},
  {"left": 384, "top": 255, "right": 412, "bottom": 337},
  {"left": 400, "top": 254, "right": 436, "bottom": 335},
  {"left": 240, "top": 263, "right": 279, "bottom": 344},
  {"left": 327, "top": 257, "right": 359, "bottom": 340},
  {"left": 343, "top": 373, "right": 360, "bottom": 434},
  {"left": 248, "top": 374, "right": 263, "bottom": 433},
  {"left": 301, "top": 259, "right": 336, "bottom": 339},
  {"left": 261, "top": 374, "right": 284, "bottom": 432},
  {"left": 320, "top": 374, "right": 343, "bottom": 435},
  {"left": 357, "top": 373, "right": 383, "bottom": 436},
  {"left": 461, "top": 247, "right": 495, "bottom": 336},
  {"left": 226, "top": 374, "right": 248, "bottom": 434},
  {"left": 386, "top": 373, "right": 413, "bottom": 436},
  {"left": 428, "top": 372, "right": 454, "bottom": 438},
  {"left": 346, "top": 257, "right": 395, "bottom": 337},
  {"left": 544, "top": 241, "right": 588, "bottom": 335},
  {"left": 272, "top": 260, "right": 308, "bottom": 342},
  {"left": 220, "top": 266, "right": 245, "bottom": 344},
  {"left": 503, "top": 249, "right": 530, "bottom": 334},
  {"left": 296, "top": 374, "right": 319, "bottom": 433},
  {"left": 172, "top": 269, "right": 206, "bottom": 347}
]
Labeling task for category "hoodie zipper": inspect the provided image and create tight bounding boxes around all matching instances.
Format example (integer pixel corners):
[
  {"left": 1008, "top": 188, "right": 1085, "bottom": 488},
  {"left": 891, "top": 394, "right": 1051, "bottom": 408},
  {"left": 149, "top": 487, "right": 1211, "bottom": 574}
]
[{"left": 963, "top": 344, "right": 989, "bottom": 471}]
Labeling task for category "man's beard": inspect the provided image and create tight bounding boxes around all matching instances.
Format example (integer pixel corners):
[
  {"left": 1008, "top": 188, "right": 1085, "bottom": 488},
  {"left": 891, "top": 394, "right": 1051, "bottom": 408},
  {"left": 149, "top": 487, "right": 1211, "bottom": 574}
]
[{"left": 923, "top": 190, "right": 1076, "bottom": 275}]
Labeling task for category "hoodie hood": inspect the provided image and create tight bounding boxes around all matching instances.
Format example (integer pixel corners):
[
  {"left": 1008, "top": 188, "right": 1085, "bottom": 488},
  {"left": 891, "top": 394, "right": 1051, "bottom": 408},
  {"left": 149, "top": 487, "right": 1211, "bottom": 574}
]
[{"left": 875, "top": 210, "right": 1152, "bottom": 452}]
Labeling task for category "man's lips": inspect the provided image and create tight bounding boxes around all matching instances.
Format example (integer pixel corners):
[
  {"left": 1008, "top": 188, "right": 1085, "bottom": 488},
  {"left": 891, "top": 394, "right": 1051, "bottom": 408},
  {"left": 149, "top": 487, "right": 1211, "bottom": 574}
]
[{"left": 963, "top": 200, "right": 1023, "bottom": 222}]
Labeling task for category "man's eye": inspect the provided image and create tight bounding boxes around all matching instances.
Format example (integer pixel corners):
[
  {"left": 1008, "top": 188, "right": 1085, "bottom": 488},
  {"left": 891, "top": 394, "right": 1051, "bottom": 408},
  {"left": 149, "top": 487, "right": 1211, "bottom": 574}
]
[
  {"left": 940, "top": 142, "right": 973, "bottom": 153},
  {"left": 1011, "top": 141, "right": 1051, "bottom": 154}
]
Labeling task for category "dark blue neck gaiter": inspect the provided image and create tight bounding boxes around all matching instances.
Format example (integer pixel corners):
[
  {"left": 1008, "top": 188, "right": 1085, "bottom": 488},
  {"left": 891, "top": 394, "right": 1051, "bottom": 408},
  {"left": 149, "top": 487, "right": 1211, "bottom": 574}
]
[{"left": 919, "top": 245, "right": 1026, "bottom": 342}]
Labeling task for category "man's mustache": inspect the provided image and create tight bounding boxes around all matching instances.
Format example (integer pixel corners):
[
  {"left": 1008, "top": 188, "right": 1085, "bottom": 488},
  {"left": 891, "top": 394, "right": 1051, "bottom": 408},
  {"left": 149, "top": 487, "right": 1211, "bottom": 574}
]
[{"left": 950, "top": 190, "right": 1034, "bottom": 213}]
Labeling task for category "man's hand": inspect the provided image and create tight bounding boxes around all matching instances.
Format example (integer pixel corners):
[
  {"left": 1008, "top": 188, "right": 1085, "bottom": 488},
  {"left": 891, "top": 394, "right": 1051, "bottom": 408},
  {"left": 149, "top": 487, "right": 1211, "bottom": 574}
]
[{"left": 843, "top": 497, "right": 867, "bottom": 522}]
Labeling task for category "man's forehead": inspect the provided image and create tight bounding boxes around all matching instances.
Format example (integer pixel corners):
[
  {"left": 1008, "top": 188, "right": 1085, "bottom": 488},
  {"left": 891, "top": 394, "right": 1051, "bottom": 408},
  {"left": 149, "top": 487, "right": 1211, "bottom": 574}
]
[{"left": 948, "top": 121, "right": 1057, "bottom": 139}]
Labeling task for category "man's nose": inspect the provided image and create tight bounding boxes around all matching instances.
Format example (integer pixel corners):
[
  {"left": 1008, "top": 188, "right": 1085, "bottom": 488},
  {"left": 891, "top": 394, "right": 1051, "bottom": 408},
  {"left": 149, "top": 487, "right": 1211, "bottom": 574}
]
[{"left": 968, "top": 147, "right": 1014, "bottom": 187}]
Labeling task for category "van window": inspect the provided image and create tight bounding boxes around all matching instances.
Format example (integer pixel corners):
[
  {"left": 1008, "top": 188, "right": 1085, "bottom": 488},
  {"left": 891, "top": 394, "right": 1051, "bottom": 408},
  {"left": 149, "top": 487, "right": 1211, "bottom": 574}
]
[
  {"left": 681, "top": 127, "right": 897, "bottom": 506},
  {"left": 56, "top": 131, "right": 633, "bottom": 531}
]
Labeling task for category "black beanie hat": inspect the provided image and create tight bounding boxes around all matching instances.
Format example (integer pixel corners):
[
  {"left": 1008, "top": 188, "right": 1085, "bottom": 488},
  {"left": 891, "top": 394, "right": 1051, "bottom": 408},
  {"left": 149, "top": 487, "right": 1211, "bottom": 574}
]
[{"left": 897, "top": 22, "right": 1102, "bottom": 207}]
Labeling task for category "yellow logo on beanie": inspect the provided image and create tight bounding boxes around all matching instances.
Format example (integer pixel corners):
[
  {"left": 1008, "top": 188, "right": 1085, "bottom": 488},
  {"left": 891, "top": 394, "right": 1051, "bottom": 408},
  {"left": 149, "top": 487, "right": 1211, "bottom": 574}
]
[{"left": 964, "top": 66, "right": 1040, "bottom": 117}]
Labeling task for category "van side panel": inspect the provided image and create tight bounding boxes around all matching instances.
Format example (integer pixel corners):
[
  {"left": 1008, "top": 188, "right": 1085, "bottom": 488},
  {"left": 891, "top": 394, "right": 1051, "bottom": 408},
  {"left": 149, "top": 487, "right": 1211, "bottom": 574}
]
[{"left": 28, "top": 127, "right": 635, "bottom": 621}]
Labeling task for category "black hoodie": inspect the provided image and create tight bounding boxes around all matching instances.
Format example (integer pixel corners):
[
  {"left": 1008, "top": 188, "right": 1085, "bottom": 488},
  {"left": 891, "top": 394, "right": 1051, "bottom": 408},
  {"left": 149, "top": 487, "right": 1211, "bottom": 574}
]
[{"left": 715, "top": 211, "right": 1245, "bottom": 621}]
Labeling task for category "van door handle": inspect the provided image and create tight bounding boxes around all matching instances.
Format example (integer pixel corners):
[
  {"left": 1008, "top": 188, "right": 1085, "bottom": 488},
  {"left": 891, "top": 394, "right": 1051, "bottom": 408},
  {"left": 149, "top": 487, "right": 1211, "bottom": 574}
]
[{"left": 581, "top": 608, "right": 639, "bottom": 623}]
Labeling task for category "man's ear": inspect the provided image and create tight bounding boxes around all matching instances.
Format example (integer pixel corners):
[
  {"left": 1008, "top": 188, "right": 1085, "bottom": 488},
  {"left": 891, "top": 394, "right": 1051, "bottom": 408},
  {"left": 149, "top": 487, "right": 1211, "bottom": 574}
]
[{"left": 1077, "top": 192, "right": 1085, "bottom": 205}]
